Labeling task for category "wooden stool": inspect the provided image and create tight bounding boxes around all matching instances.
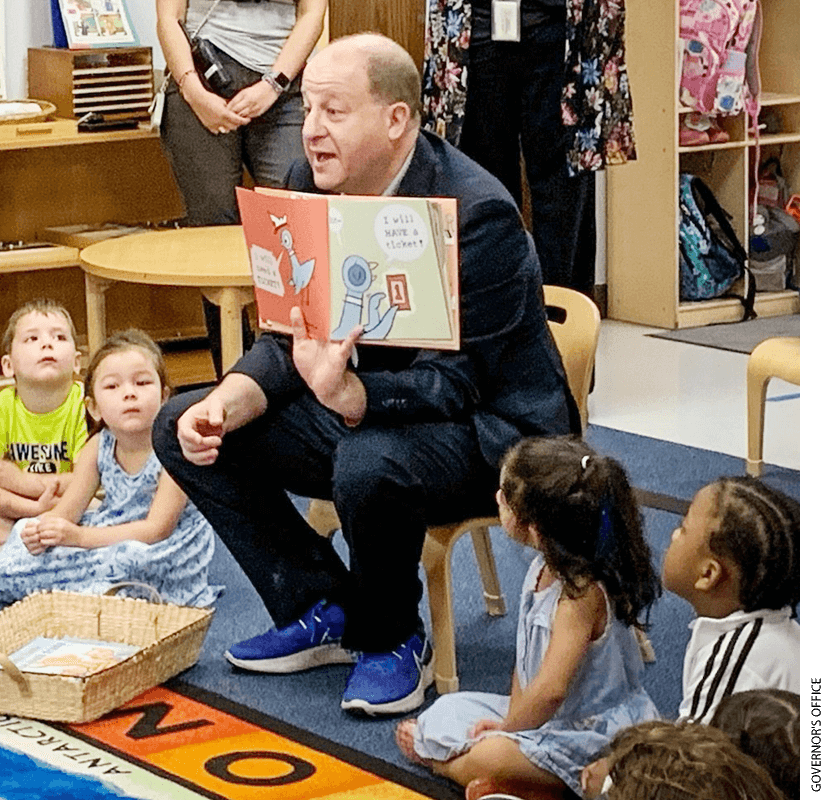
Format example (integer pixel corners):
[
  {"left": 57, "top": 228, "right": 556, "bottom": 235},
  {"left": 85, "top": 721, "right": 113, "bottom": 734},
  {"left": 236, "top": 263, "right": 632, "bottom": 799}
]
[{"left": 746, "top": 337, "right": 800, "bottom": 476}]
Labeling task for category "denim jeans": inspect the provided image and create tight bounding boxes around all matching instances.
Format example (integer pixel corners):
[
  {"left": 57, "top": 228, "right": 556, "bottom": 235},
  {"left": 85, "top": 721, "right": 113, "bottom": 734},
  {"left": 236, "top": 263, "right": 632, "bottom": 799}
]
[{"left": 459, "top": 16, "right": 597, "bottom": 293}]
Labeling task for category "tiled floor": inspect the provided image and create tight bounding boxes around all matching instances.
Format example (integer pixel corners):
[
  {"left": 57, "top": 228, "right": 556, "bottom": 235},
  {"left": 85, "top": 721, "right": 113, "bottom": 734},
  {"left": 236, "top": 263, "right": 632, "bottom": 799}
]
[{"left": 589, "top": 319, "right": 800, "bottom": 471}]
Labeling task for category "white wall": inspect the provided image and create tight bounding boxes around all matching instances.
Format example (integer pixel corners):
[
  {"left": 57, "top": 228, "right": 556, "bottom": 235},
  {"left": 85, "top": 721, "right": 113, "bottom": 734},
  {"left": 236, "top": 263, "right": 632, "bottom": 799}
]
[{"left": 3, "top": 0, "right": 163, "bottom": 100}]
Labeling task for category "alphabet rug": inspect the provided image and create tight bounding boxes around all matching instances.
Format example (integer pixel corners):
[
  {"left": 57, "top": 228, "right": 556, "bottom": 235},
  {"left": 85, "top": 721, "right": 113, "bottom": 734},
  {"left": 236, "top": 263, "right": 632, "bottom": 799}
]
[{"left": 0, "top": 680, "right": 456, "bottom": 800}]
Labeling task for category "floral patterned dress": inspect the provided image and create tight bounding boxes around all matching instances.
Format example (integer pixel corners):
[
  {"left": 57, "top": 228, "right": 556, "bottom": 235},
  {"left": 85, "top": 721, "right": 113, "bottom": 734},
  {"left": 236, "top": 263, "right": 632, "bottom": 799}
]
[{"left": 422, "top": 0, "right": 637, "bottom": 176}]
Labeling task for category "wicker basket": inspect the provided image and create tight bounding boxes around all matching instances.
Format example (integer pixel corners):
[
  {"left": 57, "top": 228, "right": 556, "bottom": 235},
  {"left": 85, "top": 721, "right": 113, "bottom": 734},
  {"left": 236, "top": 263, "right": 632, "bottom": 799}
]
[
  {"left": 0, "top": 587, "right": 213, "bottom": 723},
  {"left": 0, "top": 99, "right": 57, "bottom": 125}
]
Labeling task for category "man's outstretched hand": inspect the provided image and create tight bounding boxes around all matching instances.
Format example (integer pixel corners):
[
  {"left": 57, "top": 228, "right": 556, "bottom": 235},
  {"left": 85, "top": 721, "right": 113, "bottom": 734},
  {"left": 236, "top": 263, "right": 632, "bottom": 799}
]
[{"left": 290, "top": 306, "right": 367, "bottom": 426}]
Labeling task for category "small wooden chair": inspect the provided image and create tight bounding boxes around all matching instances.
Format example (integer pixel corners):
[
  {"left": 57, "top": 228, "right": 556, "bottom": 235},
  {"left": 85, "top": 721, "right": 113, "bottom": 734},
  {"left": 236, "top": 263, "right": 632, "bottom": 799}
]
[
  {"left": 307, "top": 286, "right": 602, "bottom": 693},
  {"left": 746, "top": 336, "right": 800, "bottom": 476}
]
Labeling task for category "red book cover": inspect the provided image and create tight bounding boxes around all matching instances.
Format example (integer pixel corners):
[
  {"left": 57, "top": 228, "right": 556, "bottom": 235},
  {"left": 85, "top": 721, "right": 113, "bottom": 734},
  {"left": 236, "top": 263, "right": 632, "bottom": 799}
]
[{"left": 236, "top": 186, "right": 330, "bottom": 340}]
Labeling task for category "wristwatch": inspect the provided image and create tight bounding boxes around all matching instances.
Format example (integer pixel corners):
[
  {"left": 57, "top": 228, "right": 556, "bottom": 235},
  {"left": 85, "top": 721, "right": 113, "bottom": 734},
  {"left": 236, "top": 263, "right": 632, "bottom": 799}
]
[{"left": 262, "top": 70, "right": 291, "bottom": 95}]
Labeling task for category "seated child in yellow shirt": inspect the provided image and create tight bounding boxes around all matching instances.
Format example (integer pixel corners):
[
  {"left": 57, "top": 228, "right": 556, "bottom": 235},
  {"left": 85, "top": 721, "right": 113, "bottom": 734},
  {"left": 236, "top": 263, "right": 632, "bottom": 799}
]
[{"left": 0, "top": 299, "right": 87, "bottom": 543}]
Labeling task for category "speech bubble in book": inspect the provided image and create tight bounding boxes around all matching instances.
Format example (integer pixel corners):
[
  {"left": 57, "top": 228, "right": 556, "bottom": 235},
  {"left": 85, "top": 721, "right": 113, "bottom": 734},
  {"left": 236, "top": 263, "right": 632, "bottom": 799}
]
[
  {"left": 374, "top": 204, "right": 428, "bottom": 263},
  {"left": 328, "top": 206, "right": 344, "bottom": 246},
  {"left": 250, "top": 244, "right": 285, "bottom": 297}
]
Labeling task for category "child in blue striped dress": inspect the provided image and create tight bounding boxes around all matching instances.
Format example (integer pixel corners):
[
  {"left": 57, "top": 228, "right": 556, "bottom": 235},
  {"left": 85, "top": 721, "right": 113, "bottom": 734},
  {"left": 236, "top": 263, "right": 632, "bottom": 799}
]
[{"left": 0, "top": 330, "right": 221, "bottom": 608}]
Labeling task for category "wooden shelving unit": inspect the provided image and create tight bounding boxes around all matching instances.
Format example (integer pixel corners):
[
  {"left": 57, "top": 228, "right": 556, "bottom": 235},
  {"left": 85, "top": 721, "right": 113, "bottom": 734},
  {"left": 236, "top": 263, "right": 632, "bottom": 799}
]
[
  {"left": 0, "top": 122, "right": 209, "bottom": 352},
  {"left": 606, "top": 0, "right": 800, "bottom": 328},
  {"left": 28, "top": 47, "right": 154, "bottom": 121}
]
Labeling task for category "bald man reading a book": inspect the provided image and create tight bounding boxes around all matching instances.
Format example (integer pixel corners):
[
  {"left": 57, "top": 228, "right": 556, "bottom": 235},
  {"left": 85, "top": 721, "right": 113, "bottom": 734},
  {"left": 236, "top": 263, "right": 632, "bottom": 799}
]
[{"left": 154, "top": 32, "right": 578, "bottom": 716}]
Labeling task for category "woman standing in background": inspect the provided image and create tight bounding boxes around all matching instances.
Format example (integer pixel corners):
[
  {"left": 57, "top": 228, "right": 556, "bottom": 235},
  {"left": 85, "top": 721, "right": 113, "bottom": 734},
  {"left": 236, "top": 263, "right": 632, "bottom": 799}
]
[
  {"left": 423, "top": 0, "right": 636, "bottom": 295},
  {"left": 157, "top": 0, "right": 326, "bottom": 225},
  {"left": 155, "top": 0, "right": 327, "bottom": 371}
]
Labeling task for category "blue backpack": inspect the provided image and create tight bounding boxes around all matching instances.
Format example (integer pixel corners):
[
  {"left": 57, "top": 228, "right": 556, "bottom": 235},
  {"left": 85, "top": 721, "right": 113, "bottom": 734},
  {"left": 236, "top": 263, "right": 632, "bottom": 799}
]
[{"left": 678, "top": 173, "right": 756, "bottom": 319}]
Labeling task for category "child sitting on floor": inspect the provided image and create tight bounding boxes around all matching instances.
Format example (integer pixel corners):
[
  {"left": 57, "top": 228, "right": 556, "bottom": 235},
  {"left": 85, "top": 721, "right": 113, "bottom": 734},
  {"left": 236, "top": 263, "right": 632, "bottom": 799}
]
[
  {"left": 712, "top": 688, "right": 799, "bottom": 800},
  {"left": 0, "top": 329, "right": 221, "bottom": 608},
  {"left": 580, "top": 477, "right": 799, "bottom": 799},
  {"left": 395, "top": 436, "right": 662, "bottom": 798},
  {"left": 601, "top": 719, "right": 785, "bottom": 799},
  {"left": 1, "top": 300, "right": 87, "bottom": 543},
  {"left": 661, "top": 476, "right": 799, "bottom": 723}
]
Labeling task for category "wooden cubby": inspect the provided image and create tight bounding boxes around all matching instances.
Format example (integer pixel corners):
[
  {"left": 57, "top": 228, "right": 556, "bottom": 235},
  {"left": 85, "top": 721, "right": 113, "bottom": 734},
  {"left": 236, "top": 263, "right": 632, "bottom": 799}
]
[
  {"left": 606, "top": 0, "right": 800, "bottom": 328},
  {"left": 28, "top": 47, "right": 154, "bottom": 121}
]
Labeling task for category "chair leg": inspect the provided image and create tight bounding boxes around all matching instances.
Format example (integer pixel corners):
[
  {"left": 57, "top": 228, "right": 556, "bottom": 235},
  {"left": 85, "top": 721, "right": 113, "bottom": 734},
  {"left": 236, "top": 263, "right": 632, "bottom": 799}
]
[
  {"left": 469, "top": 525, "right": 507, "bottom": 616},
  {"left": 746, "top": 366, "right": 772, "bottom": 478},
  {"left": 421, "top": 525, "right": 461, "bottom": 694}
]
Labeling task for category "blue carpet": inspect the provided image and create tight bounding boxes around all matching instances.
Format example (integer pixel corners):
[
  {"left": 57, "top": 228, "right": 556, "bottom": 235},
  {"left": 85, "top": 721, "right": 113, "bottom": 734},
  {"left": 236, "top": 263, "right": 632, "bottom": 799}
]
[{"left": 177, "top": 424, "right": 799, "bottom": 784}]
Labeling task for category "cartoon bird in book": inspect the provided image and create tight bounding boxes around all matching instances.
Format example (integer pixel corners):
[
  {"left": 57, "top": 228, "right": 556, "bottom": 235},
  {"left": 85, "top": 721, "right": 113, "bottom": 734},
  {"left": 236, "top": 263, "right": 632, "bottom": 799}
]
[
  {"left": 279, "top": 226, "right": 316, "bottom": 292},
  {"left": 331, "top": 255, "right": 397, "bottom": 340}
]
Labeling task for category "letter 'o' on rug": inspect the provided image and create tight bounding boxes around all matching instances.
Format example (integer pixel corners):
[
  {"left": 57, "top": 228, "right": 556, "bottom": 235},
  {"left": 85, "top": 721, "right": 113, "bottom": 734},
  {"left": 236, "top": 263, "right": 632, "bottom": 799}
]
[
  {"left": 647, "top": 314, "right": 799, "bottom": 354},
  {"left": 0, "top": 681, "right": 458, "bottom": 800}
]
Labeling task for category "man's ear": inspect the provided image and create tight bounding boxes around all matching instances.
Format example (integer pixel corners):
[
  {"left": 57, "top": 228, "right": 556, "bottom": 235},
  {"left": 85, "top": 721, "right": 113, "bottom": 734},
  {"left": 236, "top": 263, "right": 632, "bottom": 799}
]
[
  {"left": 386, "top": 101, "right": 412, "bottom": 141},
  {"left": 694, "top": 557, "right": 726, "bottom": 592},
  {"left": 1, "top": 354, "right": 13, "bottom": 379},
  {"left": 85, "top": 395, "right": 102, "bottom": 423}
]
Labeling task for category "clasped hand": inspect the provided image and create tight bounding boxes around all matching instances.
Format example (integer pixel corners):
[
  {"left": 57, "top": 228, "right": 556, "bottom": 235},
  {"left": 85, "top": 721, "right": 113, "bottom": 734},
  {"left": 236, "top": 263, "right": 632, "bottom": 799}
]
[
  {"left": 189, "top": 81, "right": 277, "bottom": 135},
  {"left": 469, "top": 718, "right": 505, "bottom": 739},
  {"left": 22, "top": 515, "right": 79, "bottom": 554}
]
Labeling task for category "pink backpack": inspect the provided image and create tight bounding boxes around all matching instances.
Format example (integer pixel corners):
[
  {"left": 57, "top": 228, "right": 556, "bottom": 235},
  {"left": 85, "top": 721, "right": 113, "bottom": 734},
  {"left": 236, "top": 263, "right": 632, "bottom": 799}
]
[{"left": 679, "top": 0, "right": 762, "bottom": 117}]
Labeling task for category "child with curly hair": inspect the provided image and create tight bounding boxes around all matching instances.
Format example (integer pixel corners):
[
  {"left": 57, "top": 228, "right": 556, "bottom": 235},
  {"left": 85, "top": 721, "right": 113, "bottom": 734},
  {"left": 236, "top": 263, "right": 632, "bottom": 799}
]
[{"left": 602, "top": 719, "right": 785, "bottom": 799}]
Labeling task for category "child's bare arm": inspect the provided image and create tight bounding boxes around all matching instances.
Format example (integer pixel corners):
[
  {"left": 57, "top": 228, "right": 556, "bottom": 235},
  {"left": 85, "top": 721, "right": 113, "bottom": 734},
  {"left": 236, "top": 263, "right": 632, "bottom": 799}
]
[
  {"left": 41, "top": 437, "right": 101, "bottom": 523},
  {"left": 36, "top": 469, "right": 187, "bottom": 549},
  {"left": 499, "top": 583, "right": 605, "bottom": 733},
  {"left": 0, "top": 460, "right": 55, "bottom": 501},
  {"left": 21, "top": 439, "right": 100, "bottom": 554},
  {"left": 467, "top": 670, "right": 521, "bottom": 739},
  {"left": 0, "top": 480, "right": 60, "bottom": 521}
]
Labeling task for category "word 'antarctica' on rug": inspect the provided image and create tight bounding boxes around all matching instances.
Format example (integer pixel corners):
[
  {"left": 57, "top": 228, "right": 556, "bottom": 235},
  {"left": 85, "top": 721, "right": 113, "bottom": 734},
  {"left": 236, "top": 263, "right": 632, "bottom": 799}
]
[{"left": 0, "top": 680, "right": 457, "bottom": 800}]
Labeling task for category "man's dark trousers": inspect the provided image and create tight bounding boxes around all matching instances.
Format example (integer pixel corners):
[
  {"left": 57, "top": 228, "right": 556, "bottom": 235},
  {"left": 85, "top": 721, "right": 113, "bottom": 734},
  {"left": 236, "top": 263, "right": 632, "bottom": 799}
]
[{"left": 154, "top": 387, "right": 497, "bottom": 652}]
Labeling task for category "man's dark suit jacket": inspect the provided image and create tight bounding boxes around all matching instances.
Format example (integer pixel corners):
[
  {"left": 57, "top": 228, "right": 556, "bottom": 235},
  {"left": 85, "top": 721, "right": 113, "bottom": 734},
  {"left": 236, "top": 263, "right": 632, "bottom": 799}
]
[{"left": 232, "top": 130, "right": 579, "bottom": 468}]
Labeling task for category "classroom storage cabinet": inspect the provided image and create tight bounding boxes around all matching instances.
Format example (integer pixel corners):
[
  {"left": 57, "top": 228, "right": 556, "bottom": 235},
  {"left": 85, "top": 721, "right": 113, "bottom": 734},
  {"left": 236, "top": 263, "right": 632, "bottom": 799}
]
[
  {"left": 28, "top": 46, "right": 154, "bottom": 121},
  {"left": 605, "top": 0, "right": 800, "bottom": 328}
]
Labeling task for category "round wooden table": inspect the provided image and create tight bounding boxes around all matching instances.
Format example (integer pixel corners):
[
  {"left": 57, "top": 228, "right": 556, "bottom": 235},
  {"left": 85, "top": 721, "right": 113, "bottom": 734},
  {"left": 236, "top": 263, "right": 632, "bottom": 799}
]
[{"left": 80, "top": 227, "right": 254, "bottom": 374}]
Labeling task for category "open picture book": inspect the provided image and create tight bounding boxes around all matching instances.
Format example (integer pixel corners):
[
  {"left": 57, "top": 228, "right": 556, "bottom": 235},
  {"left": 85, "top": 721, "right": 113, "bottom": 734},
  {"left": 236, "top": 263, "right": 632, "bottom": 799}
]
[
  {"left": 8, "top": 636, "right": 140, "bottom": 678},
  {"left": 236, "top": 187, "right": 460, "bottom": 350}
]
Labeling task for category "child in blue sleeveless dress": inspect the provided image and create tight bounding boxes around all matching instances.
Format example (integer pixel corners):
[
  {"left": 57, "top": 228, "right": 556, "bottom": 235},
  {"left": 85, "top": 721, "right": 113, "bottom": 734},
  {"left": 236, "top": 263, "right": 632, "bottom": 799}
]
[
  {"left": 395, "top": 436, "right": 661, "bottom": 798},
  {"left": 0, "top": 330, "right": 221, "bottom": 608}
]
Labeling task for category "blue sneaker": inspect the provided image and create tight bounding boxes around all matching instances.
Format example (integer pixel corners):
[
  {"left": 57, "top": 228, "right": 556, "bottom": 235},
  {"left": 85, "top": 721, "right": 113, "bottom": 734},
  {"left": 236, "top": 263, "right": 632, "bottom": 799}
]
[
  {"left": 224, "top": 599, "right": 352, "bottom": 673},
  {"left": 340, "top": 632, "right": 433, "bottom": 715}
]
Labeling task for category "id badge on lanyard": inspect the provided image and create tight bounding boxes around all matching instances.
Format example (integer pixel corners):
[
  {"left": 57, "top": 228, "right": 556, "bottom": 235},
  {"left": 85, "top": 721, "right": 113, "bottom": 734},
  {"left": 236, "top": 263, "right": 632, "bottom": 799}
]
[{"left": 492, "top": 0, "right": 521, "bottom": 41}]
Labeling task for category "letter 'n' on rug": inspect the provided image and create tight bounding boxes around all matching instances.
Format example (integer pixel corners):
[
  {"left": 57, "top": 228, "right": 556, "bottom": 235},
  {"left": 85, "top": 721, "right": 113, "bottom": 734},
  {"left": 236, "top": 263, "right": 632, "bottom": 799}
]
[{"left": 0, "top": 680, "right": 458, "bottom": 800}]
